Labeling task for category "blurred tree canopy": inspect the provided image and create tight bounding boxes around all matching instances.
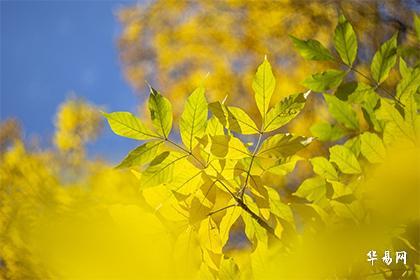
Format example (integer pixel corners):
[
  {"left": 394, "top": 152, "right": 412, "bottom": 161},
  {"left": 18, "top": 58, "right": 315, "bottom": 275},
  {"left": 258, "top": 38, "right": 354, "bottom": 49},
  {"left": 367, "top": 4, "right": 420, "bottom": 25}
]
[{"left": 118, "top": 0, "right": 418, "bottom": 121}]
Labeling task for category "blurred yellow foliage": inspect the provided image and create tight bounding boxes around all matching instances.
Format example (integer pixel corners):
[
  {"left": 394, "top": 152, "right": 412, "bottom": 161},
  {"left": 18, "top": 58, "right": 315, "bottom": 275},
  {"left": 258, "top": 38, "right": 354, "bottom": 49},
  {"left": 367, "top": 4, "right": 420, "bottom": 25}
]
[{"left": 53, "top": 96, "right": 102, "bottom": 155}]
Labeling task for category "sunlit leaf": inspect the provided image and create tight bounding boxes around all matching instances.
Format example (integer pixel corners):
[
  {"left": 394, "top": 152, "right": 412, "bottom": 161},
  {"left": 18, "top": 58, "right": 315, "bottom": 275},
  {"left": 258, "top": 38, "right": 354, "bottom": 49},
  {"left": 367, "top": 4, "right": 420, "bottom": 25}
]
[
  {"left": 267, "top": 187, "right": 294, "bottom": 225},
  {"left": 264, "top": 91, "right": 309, "bottom": 132},
  {"left": 303, "top": 70, "right": 345, "bottom": 92},
  {"left": 148, "top": 86, "right": 173, "bottom": 138},
  {"left": 310, "top": 156, "right": 339, "bottom": 181},
  {"left": 116, "top": 141, "right": 163, "bottom": 168},
  {"left": 210, "top": 135, "right": 250, "bottom": 159},
  {"left": 140, "top": 151, "right": 188, "bottom": 188},
  {"left": 180, "top": 86, "right": 208, "bottom": 150},
  {"left": 329, "top": 145, "right": 361, "bottom": 174},
  {"left": 324, "top": 94, "right": 359, "bottom": 130},
  {"left": 253, "top": 57, "right": 276, "bottom": 120},
  {"left": 370, "top": 33, "right": 398, "bottom": 84},
  {"left": 226, "top": 106, "right": 259, "bottom": 134},
  {"left": 258, "top": 134, "right": 314, "bottom": 158},
  {"left": 310, "top": 122, "right": 345, "bottom": 141},
  {"left": 294, "top": 176, "right": 327, "bottom": 202},
  {"left": 334, "top": 15, "right": 357, "bottom": 66},
  {"left": 103, "top": 111, "right": 157, "bottom": 140},
  {"left": 360, "top": 132, "right": 386, "bottom": 163},
  {"left": 290, "top": 35, "right": 334, "bottom": 61},
  {"left": 219, "top": 205, "right": 241, "bottom": 247}
]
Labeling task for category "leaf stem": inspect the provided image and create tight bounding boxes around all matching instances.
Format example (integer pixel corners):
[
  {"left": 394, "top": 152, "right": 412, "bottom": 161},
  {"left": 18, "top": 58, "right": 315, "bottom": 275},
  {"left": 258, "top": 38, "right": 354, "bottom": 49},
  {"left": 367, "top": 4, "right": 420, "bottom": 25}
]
[{"left": 239, "top": 131, "right": 264, "bottom": 198}]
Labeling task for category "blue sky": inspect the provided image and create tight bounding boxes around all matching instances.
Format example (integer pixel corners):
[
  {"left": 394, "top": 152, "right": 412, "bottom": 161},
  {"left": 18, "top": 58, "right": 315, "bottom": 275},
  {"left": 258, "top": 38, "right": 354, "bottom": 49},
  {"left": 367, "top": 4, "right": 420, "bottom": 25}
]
[{"left": 1, "top": 0, "right": 145, "bottom": 162}]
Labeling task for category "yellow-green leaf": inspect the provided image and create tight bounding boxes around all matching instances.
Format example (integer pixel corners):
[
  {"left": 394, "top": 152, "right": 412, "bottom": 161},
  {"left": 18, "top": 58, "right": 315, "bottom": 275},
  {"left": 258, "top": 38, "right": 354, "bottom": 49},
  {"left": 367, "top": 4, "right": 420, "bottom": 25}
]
[
  {"left": 370, "top": 33, "right": 398, "bottom": 84},
  {"left": 264, "top": 91, "right": 310, "bottom": 132},
  {"left": 180, "top": 86, "right": 208, "bottom": 151},
  {"left": 360, "top": 132, "right": 386, "bottom": 163},
  {"left": 140, "top": 151, "right": 188, "bottom": 188},
  {"left": 252, "top": 57, "right": 276, "bottom": 120},
  {"left": 258, "top": 134, "right": 314, "bottom": 159},
  {"left": 294, "top": 176, "right": 327, "bottom": 202},
  {"left": 290, "top": 35, "right": 334, "bottom": 61},
  {"left": 334, "top": 15, "right": 357, "bottom": 66},
  {"left": 324, "top": 94, "right": 359, "bottom": 130},
  {"left": 267, "top": 187, "right": 294, "bottom": 225},
  {"left": 219, "top": 205, "right": 241, "bottom": 246},
  {"left": 116, "top": 141, "right": 163, "bottom": 168},
  {"left": 103, "top": 111, "right": 158, "bottom": 140},
  {"left": 148, "top": 86, "right": 173, "bottom": 138},
  {"left": 226, "top": 106, "right": 259, "bottom": 134},
  {"left": 303, "top": 70, "right": 345, "bottom": 92},
  {"left": 310, "top": 122, "right": 345, "bottom": 141},
  {"left": 210, "top": 135, "right": 250, "bottom": 159},
  {"left": 329, "top": 145, "right": 361, "bottom": 174},
  {"left": 310, "top": 156, "right": 339, "bottom": 181}
]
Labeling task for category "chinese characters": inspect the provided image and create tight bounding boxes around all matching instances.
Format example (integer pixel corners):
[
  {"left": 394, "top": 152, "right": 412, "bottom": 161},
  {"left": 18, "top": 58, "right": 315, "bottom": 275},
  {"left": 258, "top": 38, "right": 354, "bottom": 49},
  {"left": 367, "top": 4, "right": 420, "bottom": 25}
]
[{"left": 367, "top": 250, "right": 407, "bottom": 266}]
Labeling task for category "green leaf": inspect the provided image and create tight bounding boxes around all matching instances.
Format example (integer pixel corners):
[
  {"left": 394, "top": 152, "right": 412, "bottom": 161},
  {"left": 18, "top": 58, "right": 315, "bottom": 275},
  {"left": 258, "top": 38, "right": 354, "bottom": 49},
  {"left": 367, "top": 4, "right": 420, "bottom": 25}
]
[
  {"left": 103, "top": 111, "right": 158, "bottom": 140},
  {"left": 370, "top": 33, "right": 398, "bottom": 84},
  {"left": 116, "top": 141, "right": 163, "bottom": 168},
  {"left": 180, "top": 86, "right": 208, "bottom": 151},
  {"left": 303, "top": 70, "right": 346, "bottom": 92},
  {"left": 148, "top": 86, "right": 173, "bottom": 138},
  {"left": 310, "top": 156, "right": 339, "bottom": 181},
  {"left": 310, "top": 122, "right": 345, "bottom": 141},
  {"left": 226, "top": 106, "right": 259, "bottom": 134},
  {"left": 294, "top": 176, "right": 327, "bottom": 202},
  {"left": 264, "top": 91, "right": 310, "bottom": 132},
  {"left": 360, "top": 132, "right": 386, "bottom": 163},
  {"left": 329, "top": 145, "right": 361, "bottom": 174},
  {"left": 252, "top": 57, "right": 276, "bottom": 120},
  {"left": 258, "top": 133, "right": 314, "bottom": 158},
  {"left": 333, "top": 15, "right": 358, "bottom": 66},
  {"left": 324, "top": 94, "right": 359, "bottom": 130},
  {"left": 290, "top": 35, "right": 334, "bottom": 61},
  {"left": 140, "top": 151, "right": 188, "bottom": 188}
]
